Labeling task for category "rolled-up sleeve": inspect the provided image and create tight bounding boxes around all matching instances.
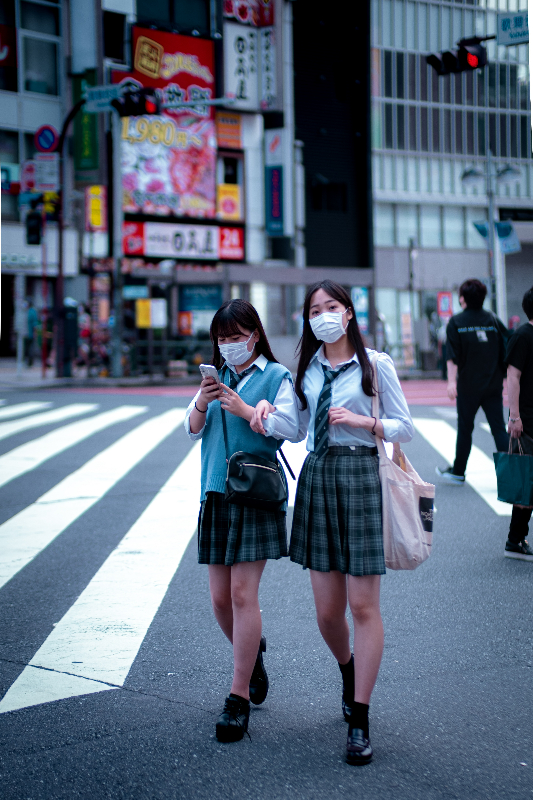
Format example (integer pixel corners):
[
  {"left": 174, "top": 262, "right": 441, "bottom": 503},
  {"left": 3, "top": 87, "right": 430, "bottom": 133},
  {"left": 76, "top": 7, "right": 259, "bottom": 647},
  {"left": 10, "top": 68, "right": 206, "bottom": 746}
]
[
  {"left": 262, "top": 378, "right": 300, "bottom": 440},
  {"left": 184, "top": 390, "right": 205, "bottom": 441},
  {"left": 377, "top": 354, "right": 414, "bottom": 443}
]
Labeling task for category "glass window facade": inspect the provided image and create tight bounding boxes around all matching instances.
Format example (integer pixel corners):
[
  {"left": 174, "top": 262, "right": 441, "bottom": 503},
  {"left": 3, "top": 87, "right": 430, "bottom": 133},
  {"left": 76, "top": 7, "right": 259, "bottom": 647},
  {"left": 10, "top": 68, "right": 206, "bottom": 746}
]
[{"left": 371, "top": 0, "right": 533, "bottom": 251}]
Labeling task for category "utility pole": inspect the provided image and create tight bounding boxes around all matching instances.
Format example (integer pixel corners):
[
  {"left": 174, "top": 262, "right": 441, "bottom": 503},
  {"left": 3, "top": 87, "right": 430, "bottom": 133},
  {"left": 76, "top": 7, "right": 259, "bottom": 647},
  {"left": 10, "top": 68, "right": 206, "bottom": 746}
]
[
  {"left": 110, "top": 111, "right": 124, "bottom": 378},
  {"left": 486, "top": 149, "right": 497, "bottom": 314}
]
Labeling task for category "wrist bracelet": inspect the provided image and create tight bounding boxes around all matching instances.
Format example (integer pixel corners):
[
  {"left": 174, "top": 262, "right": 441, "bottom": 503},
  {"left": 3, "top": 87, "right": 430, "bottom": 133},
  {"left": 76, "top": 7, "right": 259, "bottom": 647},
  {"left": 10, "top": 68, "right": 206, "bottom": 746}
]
[
  {"left": 509, "top": 417, "right": 521, "bottom": 422},
  {"left": 371, "top": 416, "right": 377, "bottom": 435},
  {"left": 195, "top": 402, "right": 207, "bottom": 413}
]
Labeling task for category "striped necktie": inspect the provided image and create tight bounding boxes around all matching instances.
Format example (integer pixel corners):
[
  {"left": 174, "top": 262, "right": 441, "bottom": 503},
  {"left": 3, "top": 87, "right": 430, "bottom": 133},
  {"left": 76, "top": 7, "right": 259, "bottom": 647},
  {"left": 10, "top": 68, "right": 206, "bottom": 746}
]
[
  {"left": 313, "top": 363, "right": 352, "bottom": 459},
  {"left": 228, "top": 364, "right": 256, "bottom": 390}
]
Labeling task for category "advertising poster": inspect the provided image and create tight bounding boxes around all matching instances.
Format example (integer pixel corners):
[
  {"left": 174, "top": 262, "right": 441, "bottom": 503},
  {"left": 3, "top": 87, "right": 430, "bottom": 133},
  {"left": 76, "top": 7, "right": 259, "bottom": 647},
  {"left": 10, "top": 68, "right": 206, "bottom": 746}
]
[
  {"left": 217, "top": 184, "right": 242, "bottom": 220},
  {"left": 122, "top": 222, "right": 245, "bottom": 261},
  {"left": 223, "top": 22, "right": 259, "bottom": 110},
  {"left": 113, "top": 28, "right": 216, "bottom": 218},
  {"left": 179, "top": 285, "right": 223, "bottom": 336},
  {"left": 351, "top": 287, "right": 369, "bottom": 335},
  {"left": 437, "top": 291, "right": 453, "bottom": 320},
  {"left": 223, "top": 0, "right": 274, "bottom": 27}
]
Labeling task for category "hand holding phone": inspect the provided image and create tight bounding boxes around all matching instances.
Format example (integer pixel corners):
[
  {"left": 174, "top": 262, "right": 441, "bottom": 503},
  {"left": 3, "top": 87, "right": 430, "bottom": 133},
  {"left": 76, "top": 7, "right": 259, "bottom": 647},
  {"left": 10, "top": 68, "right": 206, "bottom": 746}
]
[
  {"left": 199, "top": 364, "right": 220, "bottom": 384},
  {"left": 196, "top": 364, "right": 221, "bottom": 410}
]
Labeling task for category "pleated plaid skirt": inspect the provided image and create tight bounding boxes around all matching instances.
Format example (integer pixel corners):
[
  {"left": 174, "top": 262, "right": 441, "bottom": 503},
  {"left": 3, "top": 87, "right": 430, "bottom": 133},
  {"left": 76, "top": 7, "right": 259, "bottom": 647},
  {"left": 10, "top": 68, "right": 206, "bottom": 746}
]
[
  {"left": 290, "top": 445, "right": 385, "bottom": 576},
  {"left": 198, "top": 491, "right": 288, "bottom": 566}
]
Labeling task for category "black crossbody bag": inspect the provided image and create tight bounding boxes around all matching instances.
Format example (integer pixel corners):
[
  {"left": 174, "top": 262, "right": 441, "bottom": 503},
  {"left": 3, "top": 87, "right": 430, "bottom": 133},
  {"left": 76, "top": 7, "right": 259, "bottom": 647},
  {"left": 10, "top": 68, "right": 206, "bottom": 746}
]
[{"left": 220, "top": 370, "right": 295, "bottom": 511}]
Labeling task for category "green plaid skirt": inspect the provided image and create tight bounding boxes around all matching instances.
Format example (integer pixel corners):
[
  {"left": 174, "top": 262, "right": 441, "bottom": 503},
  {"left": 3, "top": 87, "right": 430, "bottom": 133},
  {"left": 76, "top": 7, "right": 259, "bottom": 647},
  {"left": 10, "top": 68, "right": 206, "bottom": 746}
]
[
  {"left": 290, "top": 446, "right": 385, "bottom": 576},
  {"left": 198, "top": 491, "right": 288, "bottom": 566}
]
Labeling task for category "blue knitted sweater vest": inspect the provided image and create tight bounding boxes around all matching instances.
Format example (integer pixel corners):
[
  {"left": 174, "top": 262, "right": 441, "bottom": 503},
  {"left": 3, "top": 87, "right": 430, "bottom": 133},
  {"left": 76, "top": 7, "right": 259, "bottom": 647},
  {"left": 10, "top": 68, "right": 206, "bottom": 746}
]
[{"left": 199, "top": 360, "right": 291, "bottom": 501}]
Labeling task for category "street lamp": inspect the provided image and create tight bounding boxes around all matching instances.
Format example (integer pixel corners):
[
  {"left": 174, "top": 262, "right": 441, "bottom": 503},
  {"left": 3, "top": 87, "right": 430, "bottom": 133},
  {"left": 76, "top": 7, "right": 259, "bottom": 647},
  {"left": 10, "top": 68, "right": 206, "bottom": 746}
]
[{"left": 461, "top": 151, "right": 521, "bottom": 317}]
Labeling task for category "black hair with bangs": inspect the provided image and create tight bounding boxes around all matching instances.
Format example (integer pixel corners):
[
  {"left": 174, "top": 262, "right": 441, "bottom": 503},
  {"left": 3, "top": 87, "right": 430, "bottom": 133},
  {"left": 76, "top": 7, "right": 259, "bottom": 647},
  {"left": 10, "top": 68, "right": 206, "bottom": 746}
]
[
  {"left": 210, "top": 299, "right": 278, "bottom": 369},
  {"left": 295, "top": 280, "right": 375, "bottom": 409}
]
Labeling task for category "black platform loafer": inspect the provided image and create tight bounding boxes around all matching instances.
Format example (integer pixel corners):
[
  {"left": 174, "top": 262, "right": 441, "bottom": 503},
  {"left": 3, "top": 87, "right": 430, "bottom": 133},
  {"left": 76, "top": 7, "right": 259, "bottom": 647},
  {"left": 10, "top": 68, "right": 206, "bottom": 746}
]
[
  {"left": 216, "top": 695, "right": 250, "bottom": 743},
  {"left": 346, "top": 727, "right": 373, "bottom": 766},
  {"left": 249, "top": 635, "right": 269, "bottom": 705}
]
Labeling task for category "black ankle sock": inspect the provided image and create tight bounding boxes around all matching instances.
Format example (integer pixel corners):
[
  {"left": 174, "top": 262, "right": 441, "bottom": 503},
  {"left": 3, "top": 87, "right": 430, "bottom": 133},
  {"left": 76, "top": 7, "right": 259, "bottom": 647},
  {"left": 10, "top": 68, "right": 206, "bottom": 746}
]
[
  {"left": 229, "top": 693, "right": 249, "bottom": 706},
  {"left": 350, "top": 702, "right": 369, "bottom": 736},
  {"left": 338, "top": 654, "right": 354, "bottom": 701}
]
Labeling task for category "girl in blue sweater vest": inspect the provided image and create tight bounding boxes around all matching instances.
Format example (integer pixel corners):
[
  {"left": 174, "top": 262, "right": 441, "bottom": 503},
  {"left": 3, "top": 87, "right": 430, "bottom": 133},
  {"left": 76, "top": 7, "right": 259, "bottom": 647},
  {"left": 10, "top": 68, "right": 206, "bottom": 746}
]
[{"left": 185, "top": 300, "right": 298, "bottom": 742}]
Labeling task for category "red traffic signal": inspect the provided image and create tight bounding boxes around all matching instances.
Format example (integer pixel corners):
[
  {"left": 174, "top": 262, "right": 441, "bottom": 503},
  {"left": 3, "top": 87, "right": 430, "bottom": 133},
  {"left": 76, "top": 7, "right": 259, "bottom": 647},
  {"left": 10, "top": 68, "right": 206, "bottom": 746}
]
[
  {"left": 111, "top": 87, "right": 161, "bottom": 117},
  {"left": 427, "top": 38, "right": 488, "bottom": 76}
]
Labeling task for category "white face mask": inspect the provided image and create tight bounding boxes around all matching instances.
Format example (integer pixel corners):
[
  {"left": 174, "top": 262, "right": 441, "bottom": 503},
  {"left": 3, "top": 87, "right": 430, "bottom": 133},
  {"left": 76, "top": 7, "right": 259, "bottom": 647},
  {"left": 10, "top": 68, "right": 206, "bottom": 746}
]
[
  {"left": 309, "top": 310, "right": 349, "bottom": 343},
  {"left": 219, "top": 332, "right": 255, "bottom": 366}
]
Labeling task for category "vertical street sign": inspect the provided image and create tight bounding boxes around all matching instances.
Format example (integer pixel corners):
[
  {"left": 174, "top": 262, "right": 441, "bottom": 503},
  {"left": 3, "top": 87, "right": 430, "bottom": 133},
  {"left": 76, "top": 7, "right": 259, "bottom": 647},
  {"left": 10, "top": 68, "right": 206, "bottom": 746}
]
[{"left": 35, "top": 153, "right": 59, "bottom": 192}]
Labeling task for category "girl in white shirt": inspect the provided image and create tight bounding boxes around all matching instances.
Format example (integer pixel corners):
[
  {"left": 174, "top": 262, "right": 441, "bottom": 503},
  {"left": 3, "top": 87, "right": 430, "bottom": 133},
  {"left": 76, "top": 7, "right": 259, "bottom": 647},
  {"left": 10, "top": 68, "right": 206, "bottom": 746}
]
[{"left": 251, "top": 280, "right": 414, "bottom": 766}]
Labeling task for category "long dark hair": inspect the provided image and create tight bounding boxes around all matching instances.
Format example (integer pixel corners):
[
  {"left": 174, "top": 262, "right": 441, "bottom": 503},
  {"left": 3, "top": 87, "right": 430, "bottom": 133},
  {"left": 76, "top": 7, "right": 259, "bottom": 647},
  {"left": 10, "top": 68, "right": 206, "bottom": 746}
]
[
  {"left": 295, "top": 280, "right": 375, "bottom": 409},
  {"left": 210, "top": 299, "right": 278, "bottom": 369}
]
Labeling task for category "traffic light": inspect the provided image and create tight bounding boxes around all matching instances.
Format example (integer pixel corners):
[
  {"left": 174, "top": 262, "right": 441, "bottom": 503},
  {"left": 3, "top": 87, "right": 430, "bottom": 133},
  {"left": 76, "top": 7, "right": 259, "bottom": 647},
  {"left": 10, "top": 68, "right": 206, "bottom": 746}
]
[
  {"left": 111, "top": 87, "right": 161, "bottom": 117},
  {"left": 26, "top": 210, "right": 42, "bottom": 245},
  {"left": 427, "top": 37, "right": 489, "bottom": 76}
]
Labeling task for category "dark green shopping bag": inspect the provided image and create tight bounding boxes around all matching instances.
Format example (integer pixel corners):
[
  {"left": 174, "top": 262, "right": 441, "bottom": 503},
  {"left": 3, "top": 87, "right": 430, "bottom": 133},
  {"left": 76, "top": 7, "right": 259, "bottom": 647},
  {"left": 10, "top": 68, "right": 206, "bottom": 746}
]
[{"left": 494, "top": 436, "right": 533, "bottom": 507}]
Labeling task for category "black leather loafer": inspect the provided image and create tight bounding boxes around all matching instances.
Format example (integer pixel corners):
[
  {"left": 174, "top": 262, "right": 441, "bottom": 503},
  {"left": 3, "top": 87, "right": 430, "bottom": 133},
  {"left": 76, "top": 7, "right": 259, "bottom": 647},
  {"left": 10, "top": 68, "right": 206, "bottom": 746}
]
[
  {"left": 346, "top": 727, "right": 373, "bottom": 766},
  {"left": 215, "top": 695, "right": 250, "bottom": 743},
  {"left": 249, "top": 635, "right": 269, "bottom": 705},
  {"left": 342, "top": 697, "right": 353, "bottom": 723}
]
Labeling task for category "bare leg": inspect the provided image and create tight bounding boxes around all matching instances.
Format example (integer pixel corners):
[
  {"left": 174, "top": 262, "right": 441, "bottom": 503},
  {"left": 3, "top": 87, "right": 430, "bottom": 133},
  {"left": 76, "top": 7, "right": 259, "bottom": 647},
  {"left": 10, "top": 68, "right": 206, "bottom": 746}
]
[
  {"left": 309, "top": 570, "right": 351, "bottom": 664},
  {"left": 208, "top": 565, "right": 233, "bottom": 642},
  {"left": 347, "top": 575, "right": 384, "bottom": 704},
  {"left": 229, "top": 560, "right": 266, "bottom": 700}
]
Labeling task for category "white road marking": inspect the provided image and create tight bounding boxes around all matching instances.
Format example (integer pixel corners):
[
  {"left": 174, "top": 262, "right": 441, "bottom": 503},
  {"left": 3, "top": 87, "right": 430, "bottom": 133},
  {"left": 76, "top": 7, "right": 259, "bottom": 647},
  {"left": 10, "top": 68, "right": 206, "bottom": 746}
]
[
  {"left": 0, "top": 402, "right": 53, "bottom": 420},
  {"left": 480, "top": 422, "right": 491, "bottom": 434},
  {"left": 413, "top": 418, "right": 511, "bottom": 516},
  {"left": 0, "top": 408, "right": 187, "bottom": 592},
  {"left": 0, "top": 404, "right": 97, "bottom": 442},
  {"left": 0, "top": 405, "right": 147, "bottom": 489},
  {"left": 0, "top": 441, "right": 201, "bottom": 713}
]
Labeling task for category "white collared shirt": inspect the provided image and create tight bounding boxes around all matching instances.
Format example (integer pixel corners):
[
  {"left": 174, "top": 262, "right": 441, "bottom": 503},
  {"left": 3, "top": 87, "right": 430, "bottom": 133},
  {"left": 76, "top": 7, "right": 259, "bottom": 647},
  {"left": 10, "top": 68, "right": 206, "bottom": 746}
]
[
  {"left": 295, "top": 347, "right": 414, "bottom": 450},
  {"left": 185, "top": 354, "right": 299, "bottom": 441}
]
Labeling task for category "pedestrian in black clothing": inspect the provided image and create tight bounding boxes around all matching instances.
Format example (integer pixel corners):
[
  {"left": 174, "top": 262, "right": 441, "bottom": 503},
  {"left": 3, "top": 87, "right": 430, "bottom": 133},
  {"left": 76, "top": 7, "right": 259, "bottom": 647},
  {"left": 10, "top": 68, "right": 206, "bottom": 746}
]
[
  {"left": 436, "top": 279, "right": 509, "bottom": 483},
  {"left": 504, "top": 286, "right": 533, "bottom": 561}
]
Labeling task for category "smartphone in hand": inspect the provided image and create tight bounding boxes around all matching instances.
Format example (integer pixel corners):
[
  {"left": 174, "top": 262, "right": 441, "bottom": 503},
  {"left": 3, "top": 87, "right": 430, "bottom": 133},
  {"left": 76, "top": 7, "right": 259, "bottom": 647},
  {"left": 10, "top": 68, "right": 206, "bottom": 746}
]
[{"left": 199, "top": 364, "right": 220, "bottom": 384}]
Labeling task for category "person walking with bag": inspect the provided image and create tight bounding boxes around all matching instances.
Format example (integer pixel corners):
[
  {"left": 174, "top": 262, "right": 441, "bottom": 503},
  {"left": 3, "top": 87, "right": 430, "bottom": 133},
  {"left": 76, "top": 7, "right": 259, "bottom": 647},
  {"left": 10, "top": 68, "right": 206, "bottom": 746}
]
[
  {"left": 185, "top": 299, "right": 298, "bottom": 743},
  {"left": 436, "top": 279, "right": 509, "bottom": 483},
  {"left": 251, "top": 280, "right": 414, "bottom": 765},
  {"left": 504, "top": 286, "right": 533, "bottom": 561}
]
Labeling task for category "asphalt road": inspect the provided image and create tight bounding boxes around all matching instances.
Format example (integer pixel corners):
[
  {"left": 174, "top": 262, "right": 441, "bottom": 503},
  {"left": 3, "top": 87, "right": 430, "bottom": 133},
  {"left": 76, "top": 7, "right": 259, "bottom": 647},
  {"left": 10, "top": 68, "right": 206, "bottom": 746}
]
[{"left": 0, "top": 389, "right": 531, "bottom": 800}]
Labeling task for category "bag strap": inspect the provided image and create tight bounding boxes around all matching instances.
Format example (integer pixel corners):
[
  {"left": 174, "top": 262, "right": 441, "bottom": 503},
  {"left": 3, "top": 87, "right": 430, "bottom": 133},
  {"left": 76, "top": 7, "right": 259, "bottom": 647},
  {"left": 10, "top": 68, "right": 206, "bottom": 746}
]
[
  {"left": 370, "top": 353, "right": 402, "bottom": 464},
  {"left": 278, "top": 447, "right": 296, "bottom": 480},
  {"left": 221, "top": 366, "right": 295, "bottom": 478},
  {"left": 221, "top": 368, "right": 230, "bottom": 463}
]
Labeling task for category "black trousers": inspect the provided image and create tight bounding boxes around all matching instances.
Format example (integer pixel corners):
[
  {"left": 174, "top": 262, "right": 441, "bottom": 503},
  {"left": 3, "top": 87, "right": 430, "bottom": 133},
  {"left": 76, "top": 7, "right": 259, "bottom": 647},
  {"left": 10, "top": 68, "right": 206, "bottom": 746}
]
[
  {"left": 453, "top": 390, "right": 509, "bottom": 477},
  {"left": 508, "top": 423, "right": 533, "bottom": 544}
]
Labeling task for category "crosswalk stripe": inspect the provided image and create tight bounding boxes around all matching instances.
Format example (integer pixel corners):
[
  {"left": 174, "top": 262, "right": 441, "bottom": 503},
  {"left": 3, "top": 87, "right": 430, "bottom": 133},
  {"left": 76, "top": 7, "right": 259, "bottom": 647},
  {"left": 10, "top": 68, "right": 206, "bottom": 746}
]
[
  {"left": 0, "top": 408, "right": 187, "bottom": 592},
  {"left": 0, "top": 404, "right": 98, "bottom": 442},
  {"left": 0, "top": 405, "right": 147, "bottom": 489},
  {"left": 413, "top": 418, "right": 511, "bottom": 516},
  {"left": 0, "top": 440, "right": 201, "bottom": 713},
  {"left": 0, "top": 402, "right": 53, "bottom": 420}
]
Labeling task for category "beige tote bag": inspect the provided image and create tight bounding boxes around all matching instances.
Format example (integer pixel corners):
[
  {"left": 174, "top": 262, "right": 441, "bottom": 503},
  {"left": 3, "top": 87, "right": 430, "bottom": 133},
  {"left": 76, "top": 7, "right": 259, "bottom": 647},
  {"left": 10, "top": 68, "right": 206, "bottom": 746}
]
[{"left": 371, "top": 354, "right": 434, "bottom": 570}]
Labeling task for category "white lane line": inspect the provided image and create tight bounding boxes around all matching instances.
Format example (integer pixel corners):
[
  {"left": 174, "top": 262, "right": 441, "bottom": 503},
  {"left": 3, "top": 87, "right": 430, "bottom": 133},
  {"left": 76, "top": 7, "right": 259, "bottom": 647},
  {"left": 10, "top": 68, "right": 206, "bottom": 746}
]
[
  {"left": 0, "top": 404, "right": 97, "bottom": 442},
  {"left": 0, "top": 402, "right": 53, "bottom": 420},
  {"left": 480, "top": 422, "right": 491, "bottom": 434},
  {"left": 0, "top": 441, "right": 201, "bottom": 713},
  {"left": 414, "top": 417, "right": 511, "bottom": 516},
  {"left": 0, "top": 405, "right": 147, "bottom": 489},
  {"left": 0, "top": 408, "right": 187, "bottom": 592}
]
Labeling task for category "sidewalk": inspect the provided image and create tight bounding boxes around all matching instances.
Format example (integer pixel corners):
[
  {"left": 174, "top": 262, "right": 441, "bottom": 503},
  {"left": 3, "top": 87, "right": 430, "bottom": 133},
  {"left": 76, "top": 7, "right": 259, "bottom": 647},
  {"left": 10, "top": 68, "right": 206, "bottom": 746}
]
[{"left": 1, "top": 358, "right": 507, "bottom": 406}]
